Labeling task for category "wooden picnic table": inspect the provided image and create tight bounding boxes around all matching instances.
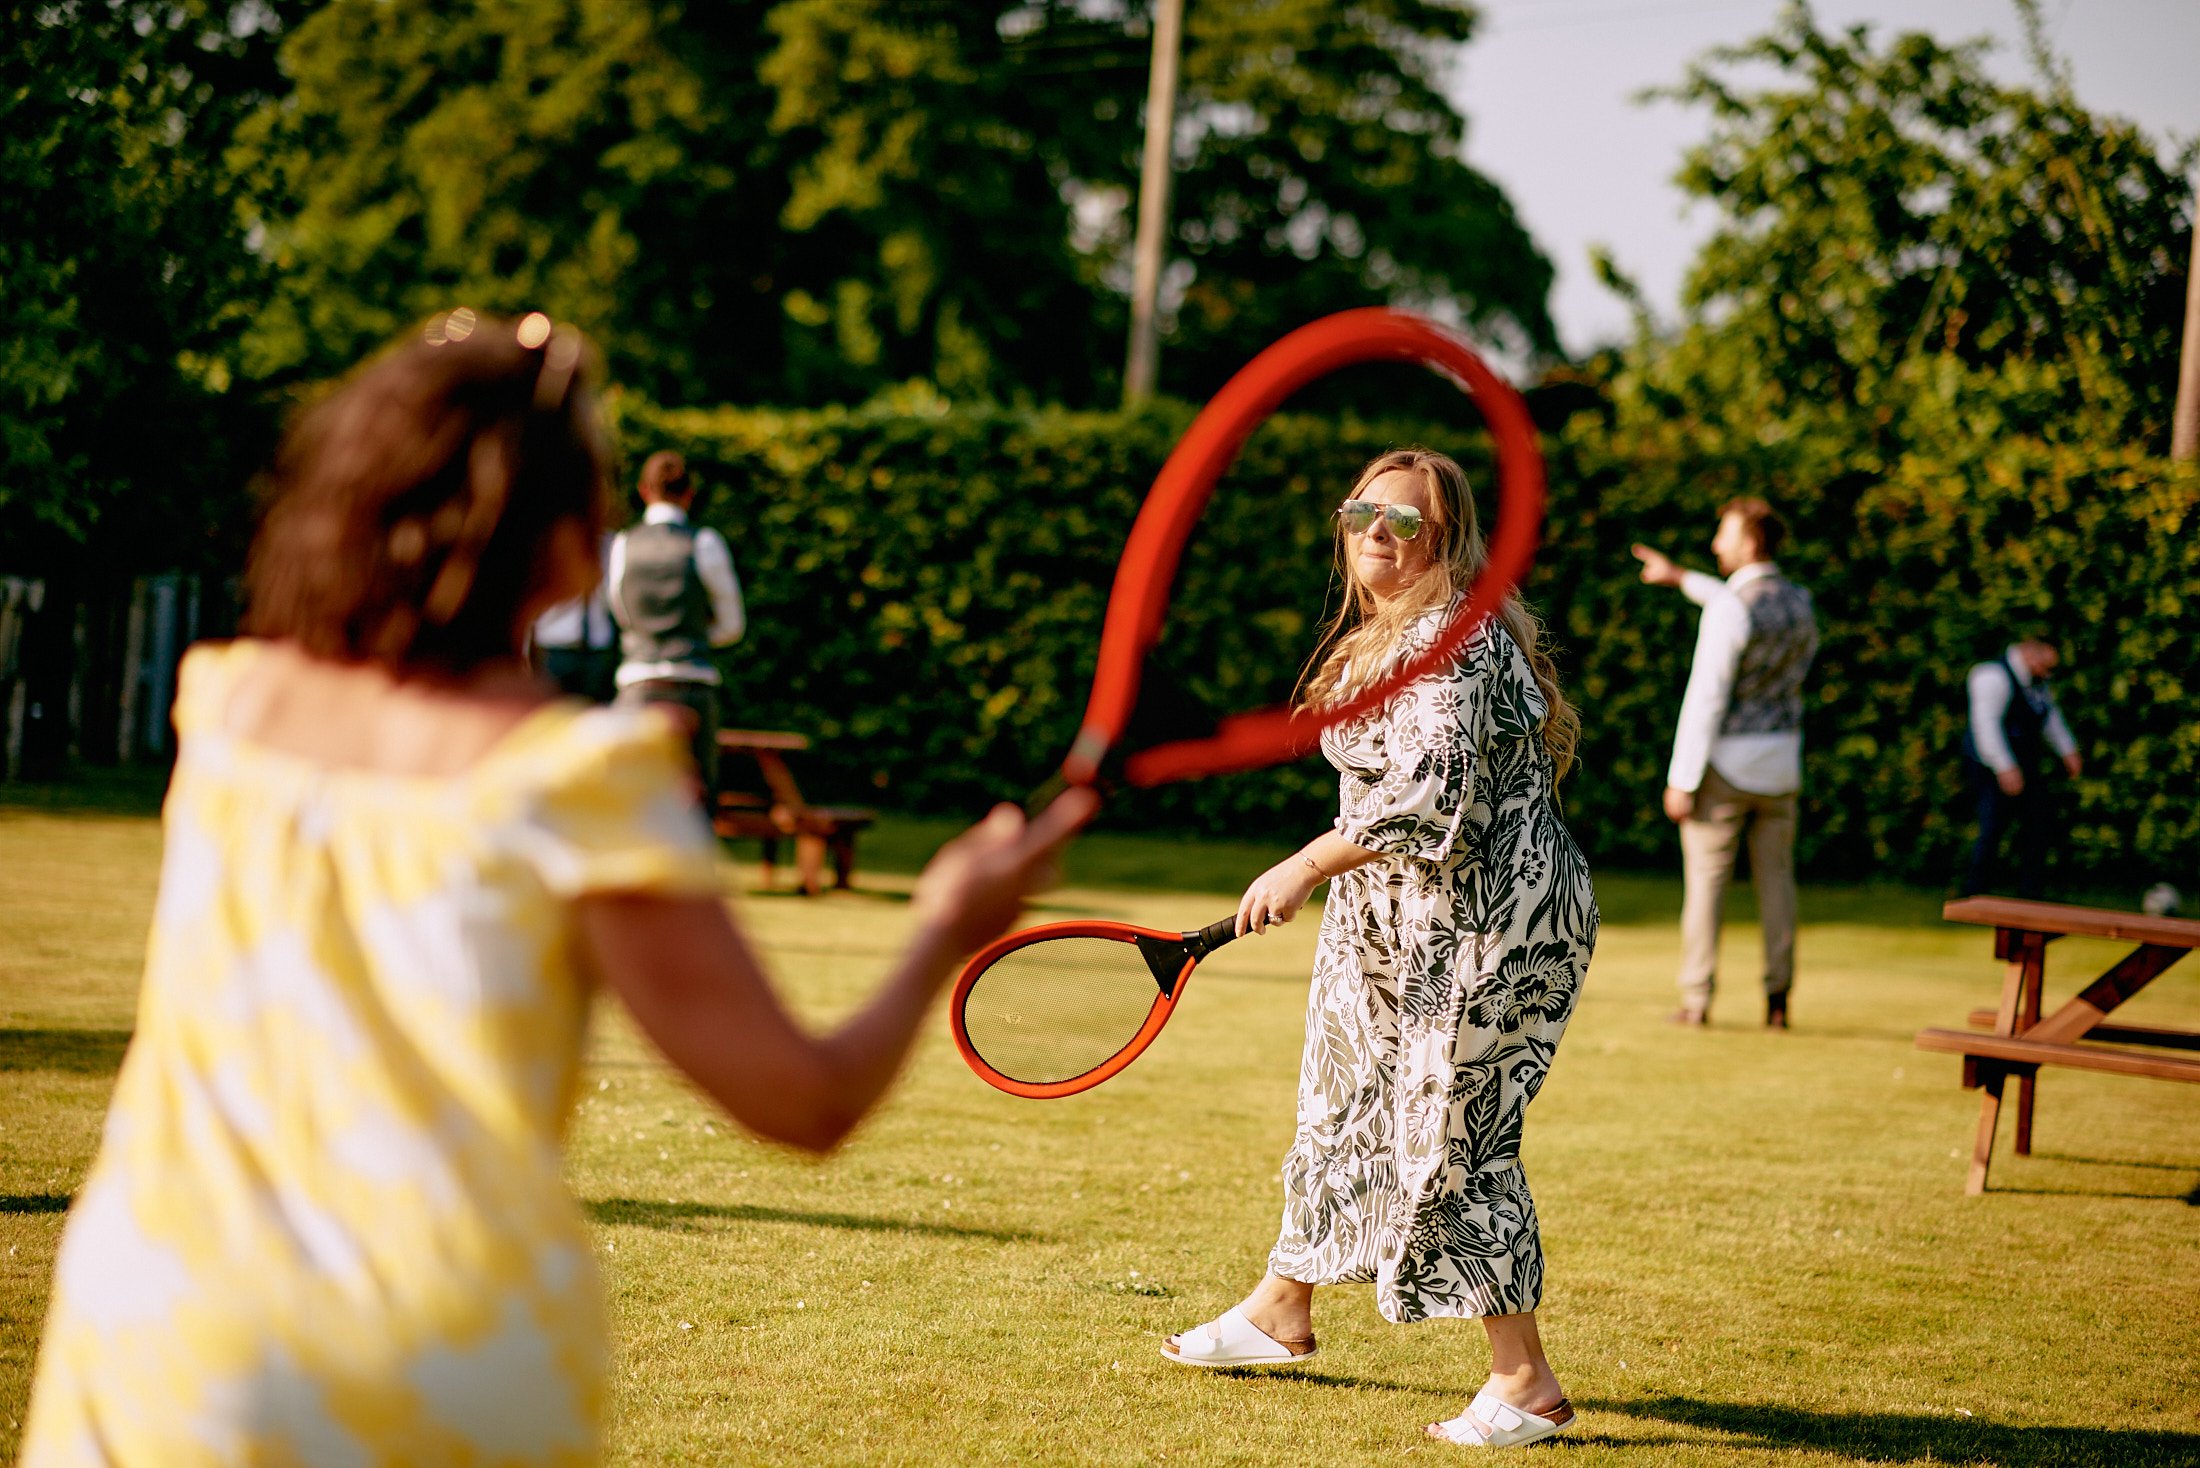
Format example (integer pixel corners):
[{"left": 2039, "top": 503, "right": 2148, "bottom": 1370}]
[
  {"left": 712, "top": 729, "right": 876, "bottom": 896},
  {"left": 1915, "top": 896, "right": 2200, "bottom": 1194}
]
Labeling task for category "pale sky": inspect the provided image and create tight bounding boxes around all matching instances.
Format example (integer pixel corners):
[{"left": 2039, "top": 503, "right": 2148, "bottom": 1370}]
[{"left": 1449, "top": 0, "right": 2200, "bottom": 355}]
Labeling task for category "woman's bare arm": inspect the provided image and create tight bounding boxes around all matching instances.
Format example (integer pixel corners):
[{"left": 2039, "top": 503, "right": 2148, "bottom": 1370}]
[
  {"left": 578, "top": 793, "right": 1095, "bottom": 1153},
  {"left": 1234, "top": 830, "right": 1381, "bottom": 936}
]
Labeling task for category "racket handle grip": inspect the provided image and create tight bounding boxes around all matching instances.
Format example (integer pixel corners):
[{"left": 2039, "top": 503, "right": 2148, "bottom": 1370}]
[{"left": 1186, "top": 916, "right": 1241, "bottom": 958}]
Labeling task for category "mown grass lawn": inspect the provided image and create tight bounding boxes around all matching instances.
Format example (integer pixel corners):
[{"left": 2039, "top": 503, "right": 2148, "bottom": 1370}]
[{"left": 3, "top": 783, "right": 2197, "bottom": 1465}]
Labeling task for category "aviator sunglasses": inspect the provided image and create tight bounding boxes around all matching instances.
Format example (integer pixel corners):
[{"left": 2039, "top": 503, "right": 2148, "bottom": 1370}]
[{"left": 1336, "top": 499, "right": 1425, "bottom": 539}]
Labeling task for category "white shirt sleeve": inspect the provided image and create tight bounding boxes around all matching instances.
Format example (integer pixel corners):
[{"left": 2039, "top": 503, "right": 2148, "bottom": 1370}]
[
  {"left": 692, "top": 528, "right": 746, "bottom": 647},
  {"left": 1679, "top": 570, "right": 1726, "bottom": 609},
  {"left": 1967, "top": 663, "right": 2017, "bottom": 773},
  {"left": 1666, "top": 592, "right": 1749, "bottom": 792},
  {"left": 604, "top": 531, "right": 633, "bottom": 634}
]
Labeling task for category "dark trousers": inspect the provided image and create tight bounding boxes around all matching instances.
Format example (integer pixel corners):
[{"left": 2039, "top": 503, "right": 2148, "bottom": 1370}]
[
  {"left": 615, "top": 679, "right": 721, "bottom": 802},
  {"left": 1958, "top": 759, "right": 2051, "bottom": 899},
  {"left": 537, "top": 646, "right": 617, "bottom": 703}
]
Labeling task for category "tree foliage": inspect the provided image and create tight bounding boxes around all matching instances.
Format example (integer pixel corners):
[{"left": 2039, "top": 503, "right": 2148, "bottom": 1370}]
[
  {"left": 0, "top": 0, "right": 289, "bottom": 567},
  {"left": 1615, "top": 0, "right": 2194, "bottom": 461},
  {"left": 1161, "top": 0, "right": 1553, "bottom": 393},
  {"left": 232, "top": 0, "right": 1551, "bottom": 407}
]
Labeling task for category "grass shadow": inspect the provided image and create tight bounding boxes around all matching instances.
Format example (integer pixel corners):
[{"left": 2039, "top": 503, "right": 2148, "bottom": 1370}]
[
  {"left": 1984, "top": 1150, "right": 2200, "bottom": 1203},
  {"left": 0, "top": 765, "right": 171, "bottom": 817},
  {"left": 583, "top": 1197, "right": 1038, "bottom": 1244},
  {"left": 1216, "top": 1367, "right": 1440, "bottom": 1396},
  {"left": 1, "top": 1194, "right": 73, "bottom": 1214},
  {"left": 2029, "top": 1152, "right": 2199, "bottom": 1174},
  {"left": 1989, "top": 1186, "right": 2198, "bottom": 1203},
  {"left": 0, "top": 1028, "right": 131, "bottom": 1074},
  {"left": 1584, "top": 1394, "right": 2200, "bottom": 1467},
  {"left": 735, "top": 884, "right": 911, "bottom": 906}
]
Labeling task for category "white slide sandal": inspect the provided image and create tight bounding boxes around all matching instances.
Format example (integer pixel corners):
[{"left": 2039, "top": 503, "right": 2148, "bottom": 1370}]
[
  {"left": 1426, "top": 1388, "right": 1577, "bottom": 1448},
  {"left": 1159, "top": 1307, "right": 1318, "bottom": 1368}
]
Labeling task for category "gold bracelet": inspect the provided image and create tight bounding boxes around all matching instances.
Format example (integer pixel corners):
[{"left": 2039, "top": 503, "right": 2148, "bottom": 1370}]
[{"left": 1300, "top": 852, "right": 1329, "bottom": 880}]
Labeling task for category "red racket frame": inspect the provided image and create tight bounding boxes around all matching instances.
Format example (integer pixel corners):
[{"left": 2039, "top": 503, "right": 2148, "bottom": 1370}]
[
  {"left": 1060, "top": 307, "right": 1546, "bottom": 789},
  {"left": 949, "top": 919, "right": 1198, "bottom": 1100}
]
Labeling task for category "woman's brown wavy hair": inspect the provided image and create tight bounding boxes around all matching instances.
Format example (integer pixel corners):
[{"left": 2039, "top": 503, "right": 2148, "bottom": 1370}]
[{"left": 244, "top": 311, "right": 609, "bottom": 672}]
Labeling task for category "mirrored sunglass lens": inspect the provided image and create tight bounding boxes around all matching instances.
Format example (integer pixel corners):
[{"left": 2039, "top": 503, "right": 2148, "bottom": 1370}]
[
  {"left": 1387, "top": 506, "right": 1424, "bottom": 539},
  {"left": 1338, "top": 502, "right": 1378, "bottom": 532}
]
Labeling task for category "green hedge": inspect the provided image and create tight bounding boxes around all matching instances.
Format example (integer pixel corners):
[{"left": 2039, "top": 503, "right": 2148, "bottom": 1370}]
[{"left": 609, "top": 393, "right": 2199, "bottom": 892}]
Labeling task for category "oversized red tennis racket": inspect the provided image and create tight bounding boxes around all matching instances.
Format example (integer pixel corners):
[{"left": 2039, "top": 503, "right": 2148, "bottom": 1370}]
[{"left": 951, "top": 307, "right": 1546, "bottom": 1099}]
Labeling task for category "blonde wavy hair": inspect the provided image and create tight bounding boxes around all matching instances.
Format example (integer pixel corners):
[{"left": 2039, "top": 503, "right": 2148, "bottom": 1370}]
[{"left": 1296, "top": 447, "right": 1579, "bottom": 778}]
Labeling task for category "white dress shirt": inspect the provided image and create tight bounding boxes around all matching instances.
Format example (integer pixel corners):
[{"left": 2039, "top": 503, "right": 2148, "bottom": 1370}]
[
  {"left": 1967, "top": 646, "right": 2077, "bottom": 773},
  {"left": 1666, "top": 562, "right": 1804, "bottom": 797},
  {"left": 607, "top": 503, "right": 746, "bottom": 688}
]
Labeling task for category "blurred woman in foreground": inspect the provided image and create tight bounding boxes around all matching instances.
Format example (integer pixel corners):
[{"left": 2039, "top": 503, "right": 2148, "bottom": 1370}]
[{"left": 21, "top": 311, "right": 1090, "bottom": 1466}]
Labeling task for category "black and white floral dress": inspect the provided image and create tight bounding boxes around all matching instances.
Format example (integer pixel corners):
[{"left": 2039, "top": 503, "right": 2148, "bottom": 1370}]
[{"left": 1269, "top": 606, "right": 1597, "bottom": 1323}]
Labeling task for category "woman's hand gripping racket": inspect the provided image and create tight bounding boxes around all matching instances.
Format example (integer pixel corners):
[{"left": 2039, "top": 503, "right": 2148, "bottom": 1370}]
[{"left": 951, "top": 307, "right": 1547, "bottom": 1099}]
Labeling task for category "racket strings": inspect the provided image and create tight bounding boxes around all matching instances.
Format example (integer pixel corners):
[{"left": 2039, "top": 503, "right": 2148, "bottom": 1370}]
[{"left": 959, "top": 936, "right": 1175, "bottom": 1086}]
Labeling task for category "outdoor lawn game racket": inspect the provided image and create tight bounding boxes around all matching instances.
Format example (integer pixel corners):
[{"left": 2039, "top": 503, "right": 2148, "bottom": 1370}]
[
  {"left": 951, "top": 306, "right": 1547, "bottom": 1099},
  {"left": 952, "top": 913, "right": 1242, "bottom": 1099}
]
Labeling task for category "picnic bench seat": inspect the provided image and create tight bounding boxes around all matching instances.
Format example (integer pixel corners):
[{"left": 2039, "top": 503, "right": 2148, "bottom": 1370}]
[
  {"left": 1917, "top": 896, "right": 2200, "bottom": 1194},
  {"left": 710, "top": 729, "right": 876, "bottom": 896}
]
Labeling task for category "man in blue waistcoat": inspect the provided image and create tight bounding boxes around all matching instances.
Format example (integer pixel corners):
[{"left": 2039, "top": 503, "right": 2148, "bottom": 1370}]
[{"left": 1959, "top": 639, "right": 2082, "bottom": 899}]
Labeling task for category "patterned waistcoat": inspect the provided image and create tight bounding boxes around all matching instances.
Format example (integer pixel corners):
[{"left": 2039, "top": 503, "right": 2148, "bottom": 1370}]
[
  {"left": 613, "top": 520, "right": 714, "bottom": 666},
  {"left": 1719, "top": 573, "right": 1819, "bottom": 736}
]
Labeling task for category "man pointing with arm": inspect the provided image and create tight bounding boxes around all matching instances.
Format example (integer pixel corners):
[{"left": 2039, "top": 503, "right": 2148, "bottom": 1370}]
[{"left": 1633, "top": 498, "right": 1819, "bottom": 1030}]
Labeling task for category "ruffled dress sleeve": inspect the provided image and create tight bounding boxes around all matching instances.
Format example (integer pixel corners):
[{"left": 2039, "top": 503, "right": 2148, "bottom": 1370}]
[
  {"left": 1333, "top": 625, "right": 1492, "bottom": 862},
  {"left": 515, "top": 706, "right": 726, "bottom": 899}
]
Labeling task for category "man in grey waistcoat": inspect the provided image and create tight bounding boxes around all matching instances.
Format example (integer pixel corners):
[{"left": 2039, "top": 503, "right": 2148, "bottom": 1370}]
[
  {"left": 606, "top": 451, "right": 746, "bottom": 799},
  {"left": 1633, "top": 497, "right": 1819, "bottom": 1029}
]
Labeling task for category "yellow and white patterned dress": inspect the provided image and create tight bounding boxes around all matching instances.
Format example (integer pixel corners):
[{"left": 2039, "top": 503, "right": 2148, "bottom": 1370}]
[{"left": 23, "top": 640, "right": 724, "bottom": 1466}]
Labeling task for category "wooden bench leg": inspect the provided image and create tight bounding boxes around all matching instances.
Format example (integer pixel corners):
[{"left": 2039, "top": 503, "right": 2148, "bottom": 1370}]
[
  {"left": 2014, "top": 1071, "right": 2036, "bottom": 1155},
  {"left": 1968, "top": 1067, "right": 2005, "bottom": 1196},
  {"left": 830, "top": 833, "right": 856, "bottom": 891},
  {"left": 795, "top": 834, "right": 826, "bottom": 896},
  {"left": 2014, "top": 951, "right": 2043, "bottom": 1155}
]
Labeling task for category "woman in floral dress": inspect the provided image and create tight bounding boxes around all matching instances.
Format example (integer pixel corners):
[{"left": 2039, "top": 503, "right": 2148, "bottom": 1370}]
[{"left": 1161, "top": 448, "right": 1597, "bottom": 1450}]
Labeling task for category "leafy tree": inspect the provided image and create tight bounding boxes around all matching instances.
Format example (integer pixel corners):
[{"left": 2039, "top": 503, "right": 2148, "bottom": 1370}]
[
  {"left": 1160, "top": 0, "right": 1554, "bottom": 395},
  {"left": 1606, "top": 0, "right": 2195, "bottom": 461},
  {"left": 232, "top": 0, "right": 794, "bottom": 403},
  {"left": 1, "top": 0, "right": 290, "bottom": 566},
  {"left": 233, "top": 0, "right": 1553, "bottom": 407},
  {"left": 757, "top": 0, "right": 1557, "bottom": 403}
]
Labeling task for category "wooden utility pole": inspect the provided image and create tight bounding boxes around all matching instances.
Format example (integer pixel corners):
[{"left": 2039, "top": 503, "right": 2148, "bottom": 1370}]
[
  {"left": 1123, "top": 0, "right": 1185, "bottom": 405},
  {"left": 2173, "top": 201, "right": 2200, "bottom": 461}
]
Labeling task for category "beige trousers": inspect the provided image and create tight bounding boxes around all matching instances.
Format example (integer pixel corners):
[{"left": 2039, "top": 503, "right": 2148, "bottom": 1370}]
[{"left": 1677, "top": 767, "right": 1798, "bottom": 1007}]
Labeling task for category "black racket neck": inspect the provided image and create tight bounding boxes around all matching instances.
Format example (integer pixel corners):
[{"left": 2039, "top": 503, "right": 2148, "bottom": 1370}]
[{"left": 1133, "top": 916, "right": 1239, "bottom": 999}]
